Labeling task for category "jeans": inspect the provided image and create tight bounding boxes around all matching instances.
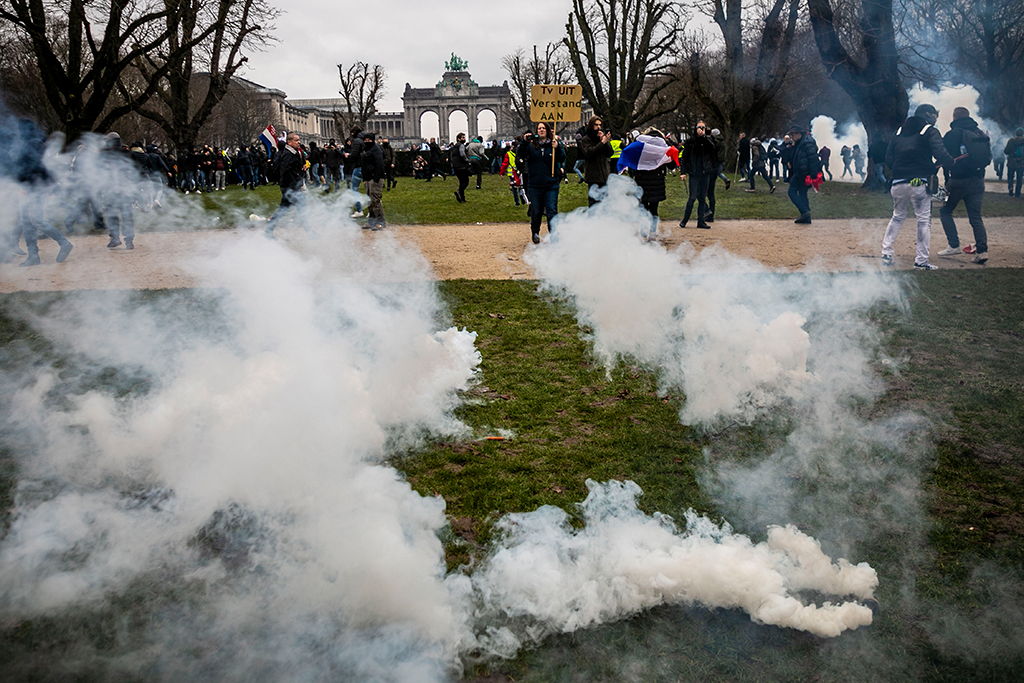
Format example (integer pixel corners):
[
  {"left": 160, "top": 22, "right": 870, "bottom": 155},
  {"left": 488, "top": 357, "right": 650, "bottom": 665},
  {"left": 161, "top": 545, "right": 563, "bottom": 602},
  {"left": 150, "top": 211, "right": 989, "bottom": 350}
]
[
  {"left": 748, "top": 165, "right": 774, "bottom": 190},
  {"left": 527, "top": 183, "right": 559, "bottom": 235},
  {"left": 1008, "top": 167, "right": 1023, "bottom": 196},
  {"left": 871, "top": 163, "right": 887, "bottom": 191},
  {"left": 788, "top": 182, "right": 810, "bottom": 217},
  {"left": 682, "top": 174, "right": 711, "bottom": 226},
  {"left": 882, "top": 182, "right": 932, "bottom": 265},
  {"left": 266, "top": 187, "right": 307, "bottom": 234},
  {"left": 940, "top": 176, "right": 987, "bottom": 253},
  {"left": 350, "top": 167, "right": 363, "bottom": 212}
]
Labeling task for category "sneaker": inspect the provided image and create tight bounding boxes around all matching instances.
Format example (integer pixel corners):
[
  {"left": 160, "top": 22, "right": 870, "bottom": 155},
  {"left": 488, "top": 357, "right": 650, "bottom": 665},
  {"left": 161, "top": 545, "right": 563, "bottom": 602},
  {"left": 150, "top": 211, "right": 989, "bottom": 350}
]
[
  {"left": 913, "top": 262, "right": 939, "bottom": 270},
  {"left": 124, "top": 238, "right": 134, "bottom": 250},
  {"left": 769, "top": 185, "right": 776, "bottom": 194},
  {"left": 744, "top": 188, "right": 756, "bottom": 193},
  {"left": 962, "top": 244, "right": 977, "bottom": 254},
  {"left": 678, "top": 220, "right": 688, "bottom": 228},
  {"left": 794, "top": 214, "right": 812, "bottom": 224},
  {"left": 531, "top": 233, "right": 541, "bottom": 244},
  {"left": 724, "top": 179, "right": 731, "bottom": 190},
  {"left": 881, "top": 254, "right": 893, "bottom": 266},
  {"left": 351, "top": 210, "right": 364, "bottom": 218},
  {"left": 938, "top": 246, "right": 962, "bottom": 256},
  {"left": 107, "top": 237, "right": 122, "bottom": 248},
  {"left": 19, "top": 254, "right": 41, "bottom": 267},
  {"left": 972, "top": 251, "right": 988, "bottom": 264},
  {"left": 56, "top": 242, "right": 73, "bottom": 262}
]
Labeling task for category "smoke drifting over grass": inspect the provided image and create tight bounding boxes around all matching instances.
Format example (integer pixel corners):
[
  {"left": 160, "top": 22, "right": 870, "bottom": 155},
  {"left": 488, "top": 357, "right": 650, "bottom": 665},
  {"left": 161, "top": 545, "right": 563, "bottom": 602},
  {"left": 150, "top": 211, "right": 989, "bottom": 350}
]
[{"left": 2, "top": 127, "right": 907, "bottom": 680}]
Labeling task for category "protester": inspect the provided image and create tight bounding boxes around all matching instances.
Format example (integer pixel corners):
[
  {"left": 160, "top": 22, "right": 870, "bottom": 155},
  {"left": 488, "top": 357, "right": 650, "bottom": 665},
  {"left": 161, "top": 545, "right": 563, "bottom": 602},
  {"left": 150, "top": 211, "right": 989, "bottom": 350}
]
[
  {"left": 7, "top": 118, "right": 73, "bottom": 266},
  {"left": 450, "top": 133, "right": 471, "bottom": 203},
  {"left": 737, "top": 132, "right": 750, "bottom": 180},
  {"left": 380, "top": 137, "right": 397, "bottom": 190},
  {"left": 678, "top": 120, "right": 718, "bottom": 230},
  {"left": 617, "top": 128, "right": 678, "bottom": 240},
  {"left": 937, "top": 107, "right": 991, "bottom": 264},
  {"left": 264, "top": 132, "right": 311, "bottom": 238},
  {"left": 880, "top": 103, "right": 954, "bottom": 270},
  {"left": 428, "top": 138, "right": 446, "bottom": 181},
  {"left": 868, "top": 138, "right": 887, "bottom": 190},
  {"left": 578, "top": 115, "right": 614, "bottom": 206},
  {"left": 745, "top": 137, "right": 776, "bottom": 193},
  {"left": 852, "top": 144, "right": 866, "bottom": 180},
  {"left": 517, "top": 122, "right": 565, "bottom": 243},
  {"left": 706, "top": 128, "right": 730, "bottom": 223},
  {"left": 1005, "top": 127, "right": 1024, "bottom": 197},
  {"left": 840, "top": 145, "right": 852, "bottom": 179},
  {"left": 360, "top": 132, "right": 387, "bottom": 229},
  {"left": 786, "top": 124, "right": 822, "bottom": 224},
  {"left": 500, "top": 137, "right": 527, "bottom": 207},
  {"left": 467, "top": 136, "right": 487, "bottom": 189},
  {"left": 819, "top": 145, "right": 834, "bottom": 181}
]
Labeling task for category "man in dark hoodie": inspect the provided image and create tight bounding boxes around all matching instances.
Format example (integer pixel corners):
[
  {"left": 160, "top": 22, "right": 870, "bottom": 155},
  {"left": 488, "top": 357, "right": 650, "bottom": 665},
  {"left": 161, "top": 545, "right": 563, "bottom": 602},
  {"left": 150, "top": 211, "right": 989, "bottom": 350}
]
[
  {"left": 786, "top": 124, "right": 821, "bottom": 224},
  {"left": 1004, "top": 127, "right": 1024, "bottom": 198},
  {"left": 880, "top": 103, "right": 954, "bottom": 270},
  {"left": 345, "top": 126, "right": 365, "bottom": 217},
  {"left": 360, "top": 131, "right": 386, "bottom": 230},
  {"left": 938, "top": 107, "right": 990, "bottom": 264}
]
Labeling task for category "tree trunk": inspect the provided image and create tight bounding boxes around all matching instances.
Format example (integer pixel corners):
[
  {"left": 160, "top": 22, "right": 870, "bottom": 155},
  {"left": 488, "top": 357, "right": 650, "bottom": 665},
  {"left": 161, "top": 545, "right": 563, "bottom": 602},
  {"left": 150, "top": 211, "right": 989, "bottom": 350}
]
[{"left": 806, "top": 0, "right": 907, "bottom": 164}]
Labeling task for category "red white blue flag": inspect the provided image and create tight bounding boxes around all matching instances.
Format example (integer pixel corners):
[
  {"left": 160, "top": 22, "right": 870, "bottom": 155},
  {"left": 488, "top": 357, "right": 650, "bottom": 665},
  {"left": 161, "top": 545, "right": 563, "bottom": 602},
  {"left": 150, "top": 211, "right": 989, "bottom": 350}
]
[
  {"left": 616, "top": 135, "right": 679, "bottom": 173},
  {"left": 258, "top": 124, "right": 278, "bottom": 158}
]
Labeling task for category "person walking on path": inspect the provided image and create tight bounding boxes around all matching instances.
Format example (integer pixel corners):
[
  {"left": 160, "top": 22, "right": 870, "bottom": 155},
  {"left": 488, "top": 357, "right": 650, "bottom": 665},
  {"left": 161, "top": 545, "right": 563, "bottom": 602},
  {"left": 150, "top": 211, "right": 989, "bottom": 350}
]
[
  {"left": 678, "top": 121, "right": 718, "bottom": 230},
  {"left": 264, "top": 133, "right": 311, "bottom": 239},
  {"left": 937, "top": 107, "right": 991, "bottom": 264},
  {"left": 745, "top": 138, "right": 776, "bottom": 193},
  {"left": 786, "top": 125, "right": 822, "bottom": 224},
  {"left": 880, "top": 103, "right": 954, "bottom": 270},
  {"left": 8, "top": 118, "right": 73, "bottom": 266},
  {"left": 840, "top": 145, "right": 853, "bottom": 179},
  {"left": 517, "top": 122, "right": 565, "bottom": 244},
  {"left": 1005, "top": 127, "right": 1024, "bottom": 197}
]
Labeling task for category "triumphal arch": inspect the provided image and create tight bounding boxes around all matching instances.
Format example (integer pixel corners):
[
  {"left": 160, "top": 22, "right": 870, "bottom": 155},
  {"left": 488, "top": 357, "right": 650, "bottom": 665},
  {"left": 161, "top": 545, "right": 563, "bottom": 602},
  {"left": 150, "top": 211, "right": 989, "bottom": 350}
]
[{"left": 402, "top": 54, "right": 513, "bottom": 142}]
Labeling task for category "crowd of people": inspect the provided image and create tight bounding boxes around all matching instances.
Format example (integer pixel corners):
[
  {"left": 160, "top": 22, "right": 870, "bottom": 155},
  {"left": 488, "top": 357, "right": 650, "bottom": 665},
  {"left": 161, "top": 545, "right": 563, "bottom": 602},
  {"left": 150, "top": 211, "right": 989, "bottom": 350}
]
[{"left": 4, "top": 106, "right": 1019, "bottom": 267}]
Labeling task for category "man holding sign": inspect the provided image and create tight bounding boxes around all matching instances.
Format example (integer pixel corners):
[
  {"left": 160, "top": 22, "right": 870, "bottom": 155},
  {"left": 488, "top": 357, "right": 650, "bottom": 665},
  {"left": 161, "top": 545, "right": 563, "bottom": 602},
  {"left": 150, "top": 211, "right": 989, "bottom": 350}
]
[{"left": 521, "top": 85, "right": 580, "bottom": 243}]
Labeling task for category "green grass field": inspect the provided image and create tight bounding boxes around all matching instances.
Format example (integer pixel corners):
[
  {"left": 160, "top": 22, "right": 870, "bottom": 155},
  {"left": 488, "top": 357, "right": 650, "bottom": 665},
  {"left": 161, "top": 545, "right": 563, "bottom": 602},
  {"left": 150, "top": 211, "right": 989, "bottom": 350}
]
[{"left": 178, "top": 171, "right": 1024, "bottom": 228}]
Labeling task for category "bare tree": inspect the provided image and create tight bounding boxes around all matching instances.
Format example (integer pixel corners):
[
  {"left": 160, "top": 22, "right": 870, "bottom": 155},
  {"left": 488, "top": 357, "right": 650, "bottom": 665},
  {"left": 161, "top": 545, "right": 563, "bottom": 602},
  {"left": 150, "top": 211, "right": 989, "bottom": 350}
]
[
  {"left": 335, "top": 62, "right": 386, "bottom": 136},
  {"left": 126, "top": 0, "right": 277, "bottom": 151},
  {"left": 683, "top": 0, "right": 807, "bottom": 154},
  {"left": 936, "top": 0, "right": 1024, "bottom": 131},
  {"left": 563, "top": 0, "right": 686, "bottom": 135},
  {"left": 0, "top": 0, "right": 215, "bottom": 142},
  {"left": 502, "top": 43, "right": 573, "bottom": 131},
  {"left": 806, "top": 0, "right": 908, "bottom": 155}
]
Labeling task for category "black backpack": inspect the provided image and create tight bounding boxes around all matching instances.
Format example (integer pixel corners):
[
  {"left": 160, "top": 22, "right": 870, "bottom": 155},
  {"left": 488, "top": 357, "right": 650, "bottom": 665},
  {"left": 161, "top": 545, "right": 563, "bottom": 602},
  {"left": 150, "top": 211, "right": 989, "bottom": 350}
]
[{"left": 959, "top": 127, "right": 992, "bottom": 170}]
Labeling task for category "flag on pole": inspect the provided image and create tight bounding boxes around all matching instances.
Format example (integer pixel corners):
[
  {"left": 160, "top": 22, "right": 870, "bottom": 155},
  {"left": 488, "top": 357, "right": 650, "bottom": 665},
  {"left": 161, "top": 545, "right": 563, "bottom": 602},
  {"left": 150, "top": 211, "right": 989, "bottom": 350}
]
[
  {"left": 258, "top": 124, "right": 278, "bottom": 159},
  {"left": 616, "top": 135, "right": 679, "bottom": 173}
]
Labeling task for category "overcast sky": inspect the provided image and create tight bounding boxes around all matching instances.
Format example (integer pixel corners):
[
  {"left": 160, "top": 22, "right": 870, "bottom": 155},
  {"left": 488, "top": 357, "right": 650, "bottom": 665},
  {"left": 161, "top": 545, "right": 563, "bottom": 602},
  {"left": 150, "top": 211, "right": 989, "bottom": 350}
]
[{"left": 244, "top": 0, "right": 577, "bottom": 113}]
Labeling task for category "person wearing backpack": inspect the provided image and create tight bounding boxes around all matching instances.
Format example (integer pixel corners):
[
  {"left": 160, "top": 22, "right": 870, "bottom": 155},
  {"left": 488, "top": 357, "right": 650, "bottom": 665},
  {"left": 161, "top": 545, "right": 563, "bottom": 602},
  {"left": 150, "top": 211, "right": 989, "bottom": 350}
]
[
  {"left": 1004, "top": 127, "right": 1024, "bottom": 198},
  {"left": 938, "top": 107, "right": 990, "bottom": 264},
  {"left": 881, "top": 103, "right": 954, "bottom": 270}
]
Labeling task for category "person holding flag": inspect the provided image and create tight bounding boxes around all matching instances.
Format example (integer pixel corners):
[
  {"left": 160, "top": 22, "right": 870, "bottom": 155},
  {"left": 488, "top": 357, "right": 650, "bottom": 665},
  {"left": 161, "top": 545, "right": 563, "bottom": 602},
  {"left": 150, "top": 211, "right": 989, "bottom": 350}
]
[
  {"left": 258, "top": 124, "right": 278, "bottom": 160},
  {"left": 616, "top": 128, "right": 679, "bottom": 240}
]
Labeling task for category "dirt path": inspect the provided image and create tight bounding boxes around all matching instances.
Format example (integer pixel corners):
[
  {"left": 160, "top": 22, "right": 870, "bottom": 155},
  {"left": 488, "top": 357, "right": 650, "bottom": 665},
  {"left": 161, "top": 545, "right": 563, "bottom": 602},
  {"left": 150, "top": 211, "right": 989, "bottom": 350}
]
[{"left": 2, "top": 215, "right": 1021, "bottom": 292}]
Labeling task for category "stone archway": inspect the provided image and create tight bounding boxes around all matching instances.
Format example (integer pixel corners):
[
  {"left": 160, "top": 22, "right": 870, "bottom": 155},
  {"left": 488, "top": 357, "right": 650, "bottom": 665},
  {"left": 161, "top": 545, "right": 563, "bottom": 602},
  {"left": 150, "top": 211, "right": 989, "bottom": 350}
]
[{"left": 402, "top": 56, "right": 512, "bottom": 141}]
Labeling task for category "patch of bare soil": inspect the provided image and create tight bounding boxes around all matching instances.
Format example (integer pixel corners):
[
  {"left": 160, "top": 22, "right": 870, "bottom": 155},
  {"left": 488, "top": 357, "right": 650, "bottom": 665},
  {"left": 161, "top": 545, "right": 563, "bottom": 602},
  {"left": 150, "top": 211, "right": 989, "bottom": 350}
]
[{"left": 2, "top": 215, "right": 1021, "bottom": 292}]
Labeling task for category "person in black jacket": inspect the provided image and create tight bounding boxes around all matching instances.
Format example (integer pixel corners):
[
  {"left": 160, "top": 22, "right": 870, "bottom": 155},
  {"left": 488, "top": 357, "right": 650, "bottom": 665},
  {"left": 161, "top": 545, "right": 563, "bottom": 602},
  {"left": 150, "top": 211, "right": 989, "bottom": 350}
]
[
  {"left": 8, "top": 118, "right": 74, "bottom": 265},
  {"left": 786, "top": 125, "right": 821, "bottom": 224},
  {"left": 880, "top": 103, "right": 954, "bottom": 269},
  {"left": 518, "top": 122, "right": 566, "bottom": 243},
  {"left": 578, "top": 116, "right": 614, "bottom": 206},
  {"left": 678, "top": 121, "right": 718, "bottom": 229},
  {"left": 360, "top": 132, "right": 386, "bottom": 229},
  {"left": 937, "top": 107, "right": 990, "bottom": 264},
  {"left": 450, "top": 132, "right": 471, "bottom": 203},
  {"left": 265, "top": 132, "right": 309, "bottom": 238}
]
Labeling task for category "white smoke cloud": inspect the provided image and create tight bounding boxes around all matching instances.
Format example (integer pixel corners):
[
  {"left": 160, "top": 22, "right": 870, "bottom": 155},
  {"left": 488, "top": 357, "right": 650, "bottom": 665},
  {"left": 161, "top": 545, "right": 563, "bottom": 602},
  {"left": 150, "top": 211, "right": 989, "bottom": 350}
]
[
  {"left": 3, "top": 137, "right": 891, "bottom": 680},
  {"left": 811, "top": 116, "right": 868, "bottom": 183}
]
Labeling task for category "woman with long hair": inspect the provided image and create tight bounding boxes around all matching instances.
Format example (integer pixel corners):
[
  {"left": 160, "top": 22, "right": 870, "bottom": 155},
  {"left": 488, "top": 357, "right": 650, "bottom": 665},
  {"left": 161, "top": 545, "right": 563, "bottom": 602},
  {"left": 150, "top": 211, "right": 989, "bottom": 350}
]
[
  {"left": 678, "top": 120, "right": 719, "bottom": 230},
  {"left": 517, "top": 121, "right": 566, "bottom": 243}
]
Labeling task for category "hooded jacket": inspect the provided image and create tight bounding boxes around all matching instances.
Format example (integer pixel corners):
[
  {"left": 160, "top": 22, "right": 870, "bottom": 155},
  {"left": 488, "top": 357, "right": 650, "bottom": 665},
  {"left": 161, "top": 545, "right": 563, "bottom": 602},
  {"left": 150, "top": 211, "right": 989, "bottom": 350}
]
[
  {"left": 885, "top": 115, "right": 953, "bottom": 182},
  {"left": 360, "top": 136, "right": 385, "bottom": 182},
  {"left": 1004, "top": 133, "right": 1024, "bottom": 170},
  {"left": 943, "top": 116, "right": 987, "bottom": 180}
]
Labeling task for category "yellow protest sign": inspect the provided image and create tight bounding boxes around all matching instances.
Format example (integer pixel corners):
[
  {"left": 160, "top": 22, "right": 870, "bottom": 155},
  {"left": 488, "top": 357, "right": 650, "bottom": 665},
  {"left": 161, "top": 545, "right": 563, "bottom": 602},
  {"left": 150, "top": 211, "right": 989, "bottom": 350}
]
[{"left": 530, "top": 85, "right": 583, "bottom": 123}]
